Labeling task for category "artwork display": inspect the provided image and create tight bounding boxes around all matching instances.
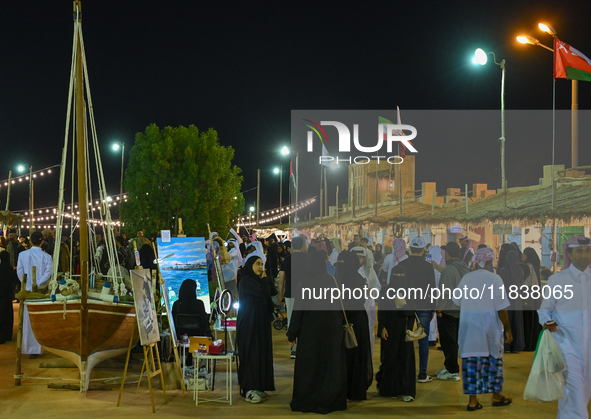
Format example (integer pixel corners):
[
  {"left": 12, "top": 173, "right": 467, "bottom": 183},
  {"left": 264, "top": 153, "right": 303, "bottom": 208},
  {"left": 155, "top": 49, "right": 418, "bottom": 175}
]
[
  {"left": 131, "top": 269, "right": 160, "bottom": 346},
  {"left": 157, "top": 237, "right": 210, "bottom": 313}
]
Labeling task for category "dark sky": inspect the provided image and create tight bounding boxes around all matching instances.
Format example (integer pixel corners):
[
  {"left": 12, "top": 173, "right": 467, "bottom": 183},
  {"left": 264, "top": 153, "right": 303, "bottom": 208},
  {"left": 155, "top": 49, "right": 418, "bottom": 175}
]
[{"left": 1, "top": 0, "right": 591, "bottom": 222}]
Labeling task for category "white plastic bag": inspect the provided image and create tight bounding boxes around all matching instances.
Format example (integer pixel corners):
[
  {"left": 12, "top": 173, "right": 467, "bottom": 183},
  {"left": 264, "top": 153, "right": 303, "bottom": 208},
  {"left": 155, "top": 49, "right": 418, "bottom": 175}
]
[{"left": 523, "top": 329, "right": 567, "bottom": 402}]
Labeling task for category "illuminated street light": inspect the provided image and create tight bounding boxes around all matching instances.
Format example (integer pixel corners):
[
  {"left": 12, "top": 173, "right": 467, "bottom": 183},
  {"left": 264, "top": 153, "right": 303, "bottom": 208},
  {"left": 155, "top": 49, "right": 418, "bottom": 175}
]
[
  {"left": 112, "top": 141, "right": 125, "bottom": 196},
  {"left": 472, "top": 48, "right": 506, "bottom": 207}
]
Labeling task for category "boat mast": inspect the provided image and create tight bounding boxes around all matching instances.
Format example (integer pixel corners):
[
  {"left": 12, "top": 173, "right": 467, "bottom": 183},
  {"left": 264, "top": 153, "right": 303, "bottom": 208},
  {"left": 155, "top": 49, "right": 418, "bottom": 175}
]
[{"left": 74, "top": 0, "right": 89, "bottom": 363}]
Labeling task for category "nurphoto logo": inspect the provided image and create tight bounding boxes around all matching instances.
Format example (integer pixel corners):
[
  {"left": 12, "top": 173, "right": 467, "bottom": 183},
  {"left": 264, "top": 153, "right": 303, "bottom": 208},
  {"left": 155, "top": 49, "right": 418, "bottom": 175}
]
[{"left": 303, "top": 119, "right": 418, "bottom": 165}]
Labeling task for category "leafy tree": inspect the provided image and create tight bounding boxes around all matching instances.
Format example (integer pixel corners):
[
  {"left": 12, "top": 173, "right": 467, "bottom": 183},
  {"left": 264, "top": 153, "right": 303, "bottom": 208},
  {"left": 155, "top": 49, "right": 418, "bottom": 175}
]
[{"left": 120, "top": 124, "right": 244, "bottom": 238}]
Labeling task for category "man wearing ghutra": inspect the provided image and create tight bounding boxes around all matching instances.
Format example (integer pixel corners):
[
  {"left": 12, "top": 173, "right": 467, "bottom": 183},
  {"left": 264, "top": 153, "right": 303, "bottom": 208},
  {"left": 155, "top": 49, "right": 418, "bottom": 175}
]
[
  {"left": 453, "top": 247, "right": 513, "bottom": 411},
  {"left": 351, "top": 246, "right": 381, "bottom": 358},
  {"left": 539, "top": 236, "right": 591, "bottom": 419}
]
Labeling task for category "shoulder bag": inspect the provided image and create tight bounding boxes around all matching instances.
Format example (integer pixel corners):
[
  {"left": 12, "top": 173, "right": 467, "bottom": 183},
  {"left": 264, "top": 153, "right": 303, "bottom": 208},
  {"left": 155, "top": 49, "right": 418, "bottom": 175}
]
[
  {"left": 405, "top": 312, "right": 427, "bottom": 342},
  {"left": 330, "top": 275, "right": 358, "bottom": 349}
]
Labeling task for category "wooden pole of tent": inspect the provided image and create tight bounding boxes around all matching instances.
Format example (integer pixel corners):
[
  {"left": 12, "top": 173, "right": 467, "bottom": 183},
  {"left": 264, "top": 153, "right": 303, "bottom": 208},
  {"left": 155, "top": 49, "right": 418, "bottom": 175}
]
[
  {"left": 374, "top": 162, "right": 378, "bottom": 217},
  {"left": 15, "top": 274, "right": 27, "bottom": 386},
  {"left": 5, "top": 170, "right": 12, "bottom": 211},
  {"left": 465, "top": 184, "right": 469, "bottom": 215},
  {"left": 336, "top": 186, "right": 339, "bottom": 221}
]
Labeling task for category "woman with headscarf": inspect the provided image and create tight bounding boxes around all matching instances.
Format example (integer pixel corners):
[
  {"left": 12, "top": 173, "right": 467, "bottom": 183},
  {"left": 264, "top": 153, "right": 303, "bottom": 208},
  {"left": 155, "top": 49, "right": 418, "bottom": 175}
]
[
  {"left": 287, "top": 251, "right": 347, "bottom": 413},
  {"left": 236, "top": 253, "right": 277, "bottom": 403},
  {"left": 335, "top": 250, "right": 372, "bottom": 400},
  {"left": 172, "top": 279, "right": 211, "bottom": 365},
  {"left": 172, "top": 279, "right": 210, "bottom": 337},
  {"left": 522, "top": 247, "right": 542, "bottom": 351},
  {"left": 496, "top": 243, "right": 515, "bottom": 273},
  {"left": 498, "top": 251, "right": 525, "bottom": 353},
  {"left": 0, "top": 251, "right": 19, "bottom": 344},
  {"left": 376, "top": 264, "right": 416, "bottom": 402},
  {"left": 373, "top": 243, "right": 384, "bottom": 272}
]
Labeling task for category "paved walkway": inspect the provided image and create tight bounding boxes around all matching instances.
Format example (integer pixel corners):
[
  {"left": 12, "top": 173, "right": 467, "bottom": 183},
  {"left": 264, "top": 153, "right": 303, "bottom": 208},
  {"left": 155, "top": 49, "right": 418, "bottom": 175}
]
[{"left": 0, "top": 303, "right": 569, "bottom": 418}]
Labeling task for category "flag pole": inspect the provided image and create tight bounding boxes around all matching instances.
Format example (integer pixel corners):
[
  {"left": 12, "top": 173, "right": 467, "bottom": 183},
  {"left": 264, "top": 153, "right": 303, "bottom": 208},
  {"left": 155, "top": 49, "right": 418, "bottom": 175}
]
[{"left": 552, "top": 78, "right": 556, "bottom": 211}]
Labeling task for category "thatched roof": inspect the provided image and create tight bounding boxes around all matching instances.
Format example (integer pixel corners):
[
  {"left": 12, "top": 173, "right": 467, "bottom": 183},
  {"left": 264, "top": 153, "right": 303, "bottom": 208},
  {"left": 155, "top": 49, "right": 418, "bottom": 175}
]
[{"left": 294, "top": 181, "right": 591, "bottom": 229}]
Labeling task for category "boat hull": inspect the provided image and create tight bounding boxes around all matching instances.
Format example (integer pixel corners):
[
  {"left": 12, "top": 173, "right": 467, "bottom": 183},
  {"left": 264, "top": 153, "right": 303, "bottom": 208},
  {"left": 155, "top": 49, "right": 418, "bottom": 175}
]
[{"left": 25, "top": 298, "right": 138, "bottom": 391}]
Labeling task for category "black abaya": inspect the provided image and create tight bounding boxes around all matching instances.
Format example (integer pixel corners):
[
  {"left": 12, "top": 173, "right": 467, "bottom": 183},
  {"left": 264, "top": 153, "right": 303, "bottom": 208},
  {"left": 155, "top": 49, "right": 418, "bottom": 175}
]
[
  {"left": 236, "top": 257, "right": 277, "bottom": 396},
  {"left": 0, "top": 252, "right": 18, "bottom": 343},
  {"left": 375, "top": 265, "right": 416, "bottom": 398},
  {"left": 337, "top": 250, "right": 373, "bottom": 401},
  {"left": 286, "top": 251, "right": 347, "bottom": 414}
]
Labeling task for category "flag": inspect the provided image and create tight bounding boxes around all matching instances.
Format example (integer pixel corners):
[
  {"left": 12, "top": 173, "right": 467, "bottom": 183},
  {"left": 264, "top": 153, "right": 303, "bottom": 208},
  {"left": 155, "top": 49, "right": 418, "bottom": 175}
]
[
  {"left": 290, "top": 160, "right": 297, "bottom": 191},
  {"left": 379, "top": 109, "right": 407, "bottom": 158},
  {"left": 396, "top": 107, "right": 406, "bottom": 159},
  {"left": 554, "top": 37, "right": 591, "bottom": 82}
]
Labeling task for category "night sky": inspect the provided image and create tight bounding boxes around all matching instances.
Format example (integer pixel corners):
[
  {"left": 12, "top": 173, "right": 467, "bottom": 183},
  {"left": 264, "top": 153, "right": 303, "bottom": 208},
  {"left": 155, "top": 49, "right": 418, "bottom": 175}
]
[{"left": 1, "top": 0, "right": 591, "bottom": 224}]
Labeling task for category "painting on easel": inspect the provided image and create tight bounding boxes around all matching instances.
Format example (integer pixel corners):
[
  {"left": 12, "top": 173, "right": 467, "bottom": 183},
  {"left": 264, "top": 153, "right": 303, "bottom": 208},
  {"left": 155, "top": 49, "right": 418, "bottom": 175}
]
[
  {"left": 156, "top": 237, "right": 209, "bottom": 313},
  {"left": 131, "top": 269, "right": 160, "bottom": 346}
]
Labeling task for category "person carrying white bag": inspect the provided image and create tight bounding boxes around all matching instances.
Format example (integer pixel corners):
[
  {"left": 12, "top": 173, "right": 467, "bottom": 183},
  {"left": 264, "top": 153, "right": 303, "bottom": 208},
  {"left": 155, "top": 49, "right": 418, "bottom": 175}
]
[
  {"left": 523, "top": 329, "right": 566, "bottom": 402},
  {"left": 538, "top": 236, "right": 591, "bottom": 419}
]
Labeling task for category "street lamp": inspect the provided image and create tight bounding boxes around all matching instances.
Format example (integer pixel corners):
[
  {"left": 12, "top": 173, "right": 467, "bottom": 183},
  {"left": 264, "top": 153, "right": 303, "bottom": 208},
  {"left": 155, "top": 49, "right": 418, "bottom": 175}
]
[
  {"left": 112, "top": 142, "right": 124, "bottom": 196},
  {"left": 248, "top": 206, "right": 255, "bottom": 226},
  {"left": 472, "top": 48, "right": 507, "bottom": 206},
  {"left": 18, "top": 164, "right": 34, "bottom": 231},
  {"left": 517, "top": 23, "right": 578, "bottom": 168},
  {"left": 279, "top": 146, "right": 298, "bottom": 226},
  {"left": 273, "top": 167, "right": 283, "bottom": 224}
]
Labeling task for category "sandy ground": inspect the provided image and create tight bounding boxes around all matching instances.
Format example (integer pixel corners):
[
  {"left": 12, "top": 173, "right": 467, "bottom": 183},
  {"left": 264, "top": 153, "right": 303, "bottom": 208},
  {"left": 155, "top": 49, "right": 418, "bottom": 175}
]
[{"left": 0, "top": 302, "right": 574, "bottom": 418}]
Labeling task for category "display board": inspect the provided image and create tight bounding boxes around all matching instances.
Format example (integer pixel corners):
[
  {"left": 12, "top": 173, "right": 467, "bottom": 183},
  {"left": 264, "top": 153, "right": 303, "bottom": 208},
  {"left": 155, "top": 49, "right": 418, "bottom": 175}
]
[{"left": 131, "top": 269, "right": 160, "bottom": 346}]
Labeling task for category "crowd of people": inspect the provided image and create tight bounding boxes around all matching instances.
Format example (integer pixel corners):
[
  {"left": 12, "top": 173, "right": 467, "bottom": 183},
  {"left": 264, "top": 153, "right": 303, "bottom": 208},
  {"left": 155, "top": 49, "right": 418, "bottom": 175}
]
[
  {"left": 229, "top": 231, "right": 591, "bottom": 418},
  {"left": 2, "top": 227, "right": 590, "bottom": 418},
  {"left": 0, "top": 228, "right": 156, "bottom": 358}
]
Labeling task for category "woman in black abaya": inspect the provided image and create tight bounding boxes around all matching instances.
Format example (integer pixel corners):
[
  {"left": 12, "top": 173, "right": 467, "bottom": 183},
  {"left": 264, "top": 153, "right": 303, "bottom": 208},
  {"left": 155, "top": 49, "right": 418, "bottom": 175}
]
[
  {"left": 375, "top": 264, "right": 416, "bottom": 401},
  {"left": 0, "top": 251, "right": 19, "bottom": 343},
  {"left": 236, "top": 254, "right": 277, "bottom": 403},
  {"left": 499, "top": 250, "right": 525, "bottom": 353},
  {"left": 287, "top": 250, "right": 347, "bottom": 413},
  {"left": 522, "top": 247, "right": 543, "bottom": 351},
  {"left": 336, "top": 250, "right": 373, "bottom": 401}
]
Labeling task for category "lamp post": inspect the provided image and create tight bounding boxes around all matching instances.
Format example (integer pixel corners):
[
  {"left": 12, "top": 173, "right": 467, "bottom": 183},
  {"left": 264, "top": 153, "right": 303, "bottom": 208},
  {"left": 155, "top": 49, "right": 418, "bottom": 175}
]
[
  {"left": 18, "top": 164, "right": 34, "bottom": 232},
  {"left": 112, "top": 142, "right": 125, "bottom": 196},
  {"left": 273, "top": 167, "right": 283, "bottom": 224},
  {"left": 249, "top": 206, "right": 255, "bottom": 227},
  {"left": 517, "top": 23, "right": 578, "bottom": 168},
  {"left": 473, "top": 48, "right": 507, "bottom": 207}
]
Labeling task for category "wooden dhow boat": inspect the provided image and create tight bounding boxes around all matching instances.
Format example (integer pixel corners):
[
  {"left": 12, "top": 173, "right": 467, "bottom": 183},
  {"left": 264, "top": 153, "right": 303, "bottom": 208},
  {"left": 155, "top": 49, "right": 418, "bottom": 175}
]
[{"left": 22, "top": 1, "right": 138, "bottom": 392}]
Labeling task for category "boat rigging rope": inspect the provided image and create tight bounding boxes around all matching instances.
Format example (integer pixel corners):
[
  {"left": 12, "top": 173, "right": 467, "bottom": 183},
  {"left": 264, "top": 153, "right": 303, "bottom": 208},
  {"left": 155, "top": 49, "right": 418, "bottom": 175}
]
[{"left": 76, "top": 22, "right": 124, "bottom": 296}]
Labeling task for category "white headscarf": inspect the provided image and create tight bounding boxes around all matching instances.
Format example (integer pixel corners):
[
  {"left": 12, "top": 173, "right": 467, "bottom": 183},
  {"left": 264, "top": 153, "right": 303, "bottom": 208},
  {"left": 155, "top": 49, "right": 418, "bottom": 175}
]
[
  {"left": 246, "top": 241, "right": 266, "bottom": 267},
  {"left": 351, "top": 246, "right": 381, "bottom": 291},
  {"left": 429, "top": 245, "right": 443, "bottom": 265}
]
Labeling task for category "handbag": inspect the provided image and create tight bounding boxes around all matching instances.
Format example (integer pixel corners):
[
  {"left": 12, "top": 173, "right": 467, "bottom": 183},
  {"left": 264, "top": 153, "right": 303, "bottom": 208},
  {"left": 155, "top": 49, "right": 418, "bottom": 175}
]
[
  {"left": 330, "top": 275, "right": 358, "bottom": 349},
  {"left": 405, "top": 312, "right": 427, "bottom": 342}
]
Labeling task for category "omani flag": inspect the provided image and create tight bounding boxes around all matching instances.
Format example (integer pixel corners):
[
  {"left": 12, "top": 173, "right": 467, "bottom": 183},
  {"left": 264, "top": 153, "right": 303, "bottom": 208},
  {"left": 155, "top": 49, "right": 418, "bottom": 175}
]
[{"left": 554, "top": 37, "right": 591, "bottom": 82}]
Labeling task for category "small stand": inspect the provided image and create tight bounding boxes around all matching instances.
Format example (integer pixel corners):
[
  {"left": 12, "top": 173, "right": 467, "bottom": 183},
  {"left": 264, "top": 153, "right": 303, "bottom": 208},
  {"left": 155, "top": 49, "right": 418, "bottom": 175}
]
[{"left": 117, "top": 330, "right": 168, "bottom": 413}]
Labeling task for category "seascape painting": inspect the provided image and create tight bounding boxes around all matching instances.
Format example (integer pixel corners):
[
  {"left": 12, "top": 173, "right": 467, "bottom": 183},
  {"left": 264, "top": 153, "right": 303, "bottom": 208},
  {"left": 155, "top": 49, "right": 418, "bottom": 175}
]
[{"left": 157, "top": 237, "right": 210, "bottom": 313}]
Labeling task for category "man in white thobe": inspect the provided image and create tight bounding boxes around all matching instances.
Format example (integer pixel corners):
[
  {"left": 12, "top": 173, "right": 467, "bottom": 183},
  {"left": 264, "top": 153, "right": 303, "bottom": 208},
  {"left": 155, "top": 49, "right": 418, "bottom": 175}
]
[
  {"left": 538, "top": 235, "right": 591, "bottom": 419},
  {"left": 17, "top": 231, "right": 52, "bottom": 358},
  {"left": 352, "top": 246, "right": 381, "bottom": 358}
]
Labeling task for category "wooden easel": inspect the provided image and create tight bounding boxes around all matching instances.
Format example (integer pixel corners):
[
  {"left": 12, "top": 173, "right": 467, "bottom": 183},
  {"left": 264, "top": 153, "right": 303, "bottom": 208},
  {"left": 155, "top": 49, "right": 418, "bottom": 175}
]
[
  {"left": 151, "top": 243, "right": 186, "bottom": 395},
  {"left": 117, "top": 329, "right": 168, "bottom": 413}
]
